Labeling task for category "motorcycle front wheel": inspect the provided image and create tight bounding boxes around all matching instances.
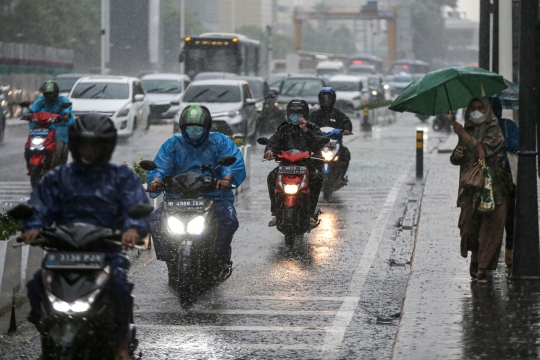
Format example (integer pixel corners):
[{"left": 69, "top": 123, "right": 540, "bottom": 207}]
[
  {"left": 29, "top": 167, "right": 43, "bottom": 188},
  {"left": 177, "top": 251, "right": 200, "bottom": 307}
]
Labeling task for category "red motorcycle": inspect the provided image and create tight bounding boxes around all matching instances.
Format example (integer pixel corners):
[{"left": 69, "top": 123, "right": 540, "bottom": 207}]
[
  {"left": 20, "top": 101, "right": 71, "bottom": 187},
  {"left": 258, "top": 137, "right": 323, "bottom": 247}
]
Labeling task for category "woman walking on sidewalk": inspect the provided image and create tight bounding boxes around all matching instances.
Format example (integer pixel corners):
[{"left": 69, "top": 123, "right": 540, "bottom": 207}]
[{"left": 450, "top": 97, "right": 512, "bottom": 284}]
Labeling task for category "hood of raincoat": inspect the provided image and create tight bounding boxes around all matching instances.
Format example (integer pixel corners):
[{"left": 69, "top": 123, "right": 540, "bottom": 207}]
[
  {"left": 491, "top": 96, "right": 503, "bottom": 120},
  {"left": 464, "top": 97, "right": 498, "bottom": 128}
]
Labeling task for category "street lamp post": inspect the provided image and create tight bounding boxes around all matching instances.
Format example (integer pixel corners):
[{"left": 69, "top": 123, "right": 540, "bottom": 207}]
[
  {"left": 101, "top": 0, "right": 108, "bottom": 75},
  {"left": 479, "top": 0, "right": 490, "bottom": 70},
  {"left": 512, "top": 0, "right": 540, "bottom": 279},
  {"left": 180, "top": 0, "right": 185, "bottom": 74}
]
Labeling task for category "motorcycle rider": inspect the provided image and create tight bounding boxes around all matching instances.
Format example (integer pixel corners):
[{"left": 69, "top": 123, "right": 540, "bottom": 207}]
[
  {"left": 308, "top": 87, "right": 352, "bottom": 181},
  {"left": 23, "top": 80, "right": 74, "bottom": 166},
  {"left": 265, "top": 98, "right": 328, "bottom": 227},
  {"left": 147, "top": 104, "right": 246, "bottom": 278},
  {"left": 21, "top": 113, "right": 150, "bottom": 360}
]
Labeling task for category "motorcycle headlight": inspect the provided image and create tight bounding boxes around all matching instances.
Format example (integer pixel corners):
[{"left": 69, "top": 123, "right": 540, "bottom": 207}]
[
  {"left": 371, "top": 91, "right": 378, "bottom": 96},
  {"left": 284, "top": 184, "right": 299, "bottom": 194},
  {"left": 117, "top": 107, "right": 130, "bottom": 117},
  {"left": 31, "top": 137, "right": 45, "bottom": 146},
  {"left": 322, "top": 150, "right": 335, "bottom": 161},
  {"left": 383, "top": 84, "right": 390, "bottom": 90},
  {"left": 187, "top": 216, "right": 205, "bottom": 235},
  {"left": 255, "top": 102, "right": 263, "bottom": 112},
  {"left": 167, "top": 217, "right": 185, "bottom": 234},
  {"left": 47, "top": 289, "right": 99, "bottom": 314}
]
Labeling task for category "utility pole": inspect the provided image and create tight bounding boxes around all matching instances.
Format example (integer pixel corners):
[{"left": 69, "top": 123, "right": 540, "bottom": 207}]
[
  {"left": 492, "top": 0, "right": 499, "bottom": 73},
  {"left": 479, "top": 0, "right": 490, "bottom": 70},
  {"left": 266, "top": 25, "right": 273, "bottom": 77},
  {"left": 100, "top": 0, "right": 108, "bottom": 75},
  {"left": 180, "top": 0, "right": 185, "bottom": 74},
  {"left": 512, "top": 0, "right": 540, "bottom": 279}
]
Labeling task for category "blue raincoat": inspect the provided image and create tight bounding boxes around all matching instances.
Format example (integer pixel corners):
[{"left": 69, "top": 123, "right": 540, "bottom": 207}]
[
  {"left": 23, "top": 162, "right": 150, "bottom": 237},
  {"left": 26, "top": 95, "right": 74, "bottom": 143},
  {"left": 147, "top": 132, "right": 246, "bottom": 206}
]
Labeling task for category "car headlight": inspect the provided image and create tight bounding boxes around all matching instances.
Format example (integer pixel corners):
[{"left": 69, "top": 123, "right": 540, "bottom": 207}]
[
  {"left": 228, "top": 110, "right": 238, "bottom": 118},
  {"left": 372, "top": 91, "right": 378, "bottom": 96},
  {"left": 117, "top": 108, "right": 130, "bottom": 117},
  {"left": 383, "top": 84, "right": 390, "bottom": 90},
  {"left": 0, "top": 100, "right": 5, "bottom": 106},
  {"left": 322, "top": 150, "right": 335, "bottom": 161},
  {"left": 31, "top": 137, "right": 45, "bottom": 146},
  {"left": 284, "top": 184, "right": 299, "bottom": 194},
  {"left": 167, "top": 216, "right": 185, "bottom": 234},
  {"left": 187, "top": 216, "right": 205, "bottom": 235}
]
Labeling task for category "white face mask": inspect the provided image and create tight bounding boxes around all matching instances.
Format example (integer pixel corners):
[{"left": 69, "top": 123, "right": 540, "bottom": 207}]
[{"left": 469, "top": 110, "right": 486, "bottom": 125}]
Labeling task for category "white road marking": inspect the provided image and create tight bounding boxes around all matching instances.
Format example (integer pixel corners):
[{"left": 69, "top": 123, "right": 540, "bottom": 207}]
[
  {"left": 321, "top": 173, "right": 407, "bottom": 358},
  {"left": 135, "top": 308, "right": 337, "bottom": 316},
  {"left": 133, "top": 294, "right": 354, "bottom": 302},
  {"left": 144, "top": 343, "right": 320, "bottom": 350},
  {"left": 137, "top": 325, "right": 327, "bottom": 332}
]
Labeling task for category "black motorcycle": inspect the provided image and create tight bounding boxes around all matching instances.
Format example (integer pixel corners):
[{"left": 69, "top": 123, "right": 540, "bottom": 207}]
[
  {"left": 139, "top": 156, "right": 237, "bottom": 306},
  {"left": 432, "top": 112, "right": 453, "bottom": 132},
  {"left": 8, "top": 203, "right": 153, "bottom": 360}
]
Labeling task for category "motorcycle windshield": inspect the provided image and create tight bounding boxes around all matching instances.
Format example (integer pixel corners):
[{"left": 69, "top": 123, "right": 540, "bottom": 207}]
[{"left": 278, "top": 150, "right": 311, "bottom": 163}]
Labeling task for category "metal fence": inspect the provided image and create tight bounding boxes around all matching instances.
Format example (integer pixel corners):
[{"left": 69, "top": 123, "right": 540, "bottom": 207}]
[{"left": 0, "top": 42, "right": 75, "bottom": 108}]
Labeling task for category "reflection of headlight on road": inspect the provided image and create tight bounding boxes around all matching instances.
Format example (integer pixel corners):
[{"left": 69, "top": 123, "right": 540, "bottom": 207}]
[
  {"left": 322, "top": 150, "right": 335, "bottom": 161},
  {"left": 31, "top": 137, "right": 45, "bottom": 146},
  {"left": 284, "top": 184, "right": 299, "bottom": 194},
  {"left": 167, "top": 217, "right": 185, "bottom": 234},
  {"left": 187, "top": 216, "right": 205, "bottom": 235}
]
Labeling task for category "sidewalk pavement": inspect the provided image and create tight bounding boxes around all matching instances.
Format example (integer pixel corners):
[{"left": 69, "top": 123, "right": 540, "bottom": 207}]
[
  {"left": 6, "top": 118, "right": 24, "bottom": 127},
  {"left": 392, "top": 146, "right": 540, "bottom": 359}
]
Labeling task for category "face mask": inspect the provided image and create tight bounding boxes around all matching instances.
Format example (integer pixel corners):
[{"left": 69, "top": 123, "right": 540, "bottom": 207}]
[
  {"left": 288, "top": 114, "right": 301, "bottom": 125},
  {"left": 185, "top": 126, "right": 205, "bottom": 141},
  {"left": 469, "top": 110, "right": 486, "bottom": 125}
]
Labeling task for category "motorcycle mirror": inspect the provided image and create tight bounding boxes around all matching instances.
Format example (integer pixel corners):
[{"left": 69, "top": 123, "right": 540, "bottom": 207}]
[
  {"left": 8, "top": 204, "right": 35, "bottom": 220},
  {"left": 60, "top": 102, "right": 72, "bottom": 109},
  {"left": 219, "top": 156, "right": 237, "bottom": 167},
  {"left": 19, "top": 102, "right": 31, "bottom": 108},
  {"left": 139, "top": 160, "right": 157, "bottom": 171},
  {"left": 127, "top": 204, "right": 154, "bottom": 219},
  {"left": 257, "top": 137, "right": 269, "bottom": 145}
]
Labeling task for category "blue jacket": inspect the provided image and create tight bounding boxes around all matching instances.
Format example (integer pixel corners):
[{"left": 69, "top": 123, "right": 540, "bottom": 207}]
[
  {"left": 23, "top": 163, "right": 150, "bottom": 238},
  {"left": 148, "top": 132, "right": 246, "bottom": 206},
  {"left": 26, "top": 95, "right": 74, "bottom": 143}
]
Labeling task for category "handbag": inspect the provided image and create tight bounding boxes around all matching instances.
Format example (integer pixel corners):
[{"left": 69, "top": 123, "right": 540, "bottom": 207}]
[
  {"left": 460, "top": 143, "right": 485, "bottom": 191},
  {"left": 477, "top": 162, "right": 495, "bottom": 213}
]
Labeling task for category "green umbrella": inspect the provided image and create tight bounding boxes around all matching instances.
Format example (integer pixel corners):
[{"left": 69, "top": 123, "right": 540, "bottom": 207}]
[{"left": 389, "top": 66, "right": 507, "bottom": 116}]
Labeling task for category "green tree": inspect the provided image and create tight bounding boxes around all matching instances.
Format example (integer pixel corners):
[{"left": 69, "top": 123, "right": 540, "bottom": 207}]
[
  {"left": 0, "top": 0, "right": 101, "bottom": 70},
  {"left": 411, "top": 0, "right": 457, "bottom": 64}
]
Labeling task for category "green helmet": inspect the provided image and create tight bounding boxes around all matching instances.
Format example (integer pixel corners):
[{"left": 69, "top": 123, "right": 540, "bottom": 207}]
[
  {"left": 179, "top": 104, "right": 212, "bottom": 130},
  {"left": 40, "top": 80, "right": 59, "bottom": 95}
]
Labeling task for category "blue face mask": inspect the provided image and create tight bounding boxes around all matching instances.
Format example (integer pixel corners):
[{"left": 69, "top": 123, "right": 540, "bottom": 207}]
[
  {"left": 288, "top": 114, "right": 301, "bottom": 125},
  {"left": 185, "top": 126, "right": 205, "bottom": 141}
]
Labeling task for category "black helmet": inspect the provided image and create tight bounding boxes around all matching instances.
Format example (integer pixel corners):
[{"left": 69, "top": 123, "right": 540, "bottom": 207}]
[
  {"left": 40, "top": 80, "right": 60, "bottom": 101},
  {"left": 286, "top": 98, "right": 309, "bottom": 121},
  {"left": 318, "top": 87, "right": 336, "bottom": 108},
  {"left": 68, "top": 113, "right": 117, "bottom": 166}
]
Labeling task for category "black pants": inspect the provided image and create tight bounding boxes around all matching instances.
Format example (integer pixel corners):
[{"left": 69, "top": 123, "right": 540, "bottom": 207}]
[
  {"left": 506, "top": 184, "right": 516, "bottom": 250},
  {"left": 340, "top": 145, "right": 351, "bottom": 177},
  {"left": 267, "top": 165, "right": 322, "bottom": 216}
]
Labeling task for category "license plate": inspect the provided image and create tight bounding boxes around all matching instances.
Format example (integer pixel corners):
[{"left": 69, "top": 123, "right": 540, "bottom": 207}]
[
  {"left": 279, "top": 166, "right": 307, "bottom": 175},
  {"left": 164, "top": 199, "right": 206, "bottom": 212},
  {"left": 43, "top": 252, "right": 105, "bottom": 270},
  {"left": 30, "top": 128, "right": 50, "bottom": 135}
]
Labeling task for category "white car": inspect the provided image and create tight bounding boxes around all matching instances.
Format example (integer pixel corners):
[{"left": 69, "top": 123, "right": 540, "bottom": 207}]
[
  {"left": 69, "top": 76, "right": 150, "bottom": 137},
  {"left": 141, "top": 73, "right": 191, "bottom": 124},
  {"left": 173, "top": 79, "right": 258, "bottom": 141},
  {"left": 328, "top": 75, "right": 368, "bottom": 113}
]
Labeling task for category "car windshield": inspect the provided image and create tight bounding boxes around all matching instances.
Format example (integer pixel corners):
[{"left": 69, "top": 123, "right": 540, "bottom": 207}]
[
  {"left": 368, "top": 78, "right": 381, "bottom": 87},
  {"left": 71, "top": 83, "right": 129, "bottom": 99},
  {"left": 183, "top": 85, "right": 241, "bottom": 103},
  {"left": 244, "top": 80, "right": 263, "bottom": 98},
  {"left": 56, "top": 77, "right": 81, "bottom": 93},
  {"left": 280, "top": 79, "right": 324, "bottom": 96},
  {"left": 141, "top": 79, "right": 183, "bottom": 94},
  {"left": 329, "top": 81, "right": 361, "bottom": 92},
  {"left": 393, "top": 76, "right": 412, "bottom": 83},
  {"left": 267, "top": 74, "right": 285, "bottom": 88}
]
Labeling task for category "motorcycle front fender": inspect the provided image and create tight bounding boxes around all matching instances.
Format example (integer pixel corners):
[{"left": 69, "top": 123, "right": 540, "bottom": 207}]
[{"left": 29, "top": 155, "right": 45, "bottom": 166}]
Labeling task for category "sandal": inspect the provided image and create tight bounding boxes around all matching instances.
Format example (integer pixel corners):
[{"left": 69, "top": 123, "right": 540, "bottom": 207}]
[
  {"left": 268, "top": 216, "right": 277, "bottom": 227},
  {"left": 470, "top": 261, "right": 478, "bottom": 279},
  {"left": 477, "top": 269, "right": 488, "bottom": 284}
]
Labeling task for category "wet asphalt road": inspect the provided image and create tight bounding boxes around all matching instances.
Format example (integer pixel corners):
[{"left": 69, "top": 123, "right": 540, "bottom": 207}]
[{"left": 0, "top": 115, "right": 447, "bottom": 359}]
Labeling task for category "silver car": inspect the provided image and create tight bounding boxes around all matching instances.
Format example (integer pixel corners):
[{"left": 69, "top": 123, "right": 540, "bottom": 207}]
[{"left": 141, "top": 73, "right": 191, "bottom": 124}]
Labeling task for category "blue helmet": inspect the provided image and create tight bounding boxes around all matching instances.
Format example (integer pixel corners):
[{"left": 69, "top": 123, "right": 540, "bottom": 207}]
[{"left": 318, "top": 87, "right": 336, "bottom": 108}]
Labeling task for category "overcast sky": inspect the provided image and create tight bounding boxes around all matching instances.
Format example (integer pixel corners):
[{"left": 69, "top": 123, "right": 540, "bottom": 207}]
[{"left": 457, "top": 0, "right": 479, "bottom": 21}]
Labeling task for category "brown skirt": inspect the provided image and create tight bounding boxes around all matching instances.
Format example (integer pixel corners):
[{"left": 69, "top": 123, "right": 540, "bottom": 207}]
[{"left": 458, "top": 197, "right": 507, "bottom": 270}]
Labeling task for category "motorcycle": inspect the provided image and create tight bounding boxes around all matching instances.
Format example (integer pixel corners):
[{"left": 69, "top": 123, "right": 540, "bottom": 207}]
[
  {"left": 139, "top": 157, "right": 237, "bottom": 306},
  {"left": 432, "top": 112, "right": 453, "bottom": 132},
  {"left": 415, "top": 114, "right": 430, "bottom": 123},
  {"left": 19, "top": 101, "right": 72, "bottom": 187},
  {"left": 320, "top": 126, "right": 348, "bottom": 200},
  {"left": 8, "top": 203, "right": 153, "bottom": 360},
  {"left": 257, "top": 137, "right": 325, "bottom": 248}
]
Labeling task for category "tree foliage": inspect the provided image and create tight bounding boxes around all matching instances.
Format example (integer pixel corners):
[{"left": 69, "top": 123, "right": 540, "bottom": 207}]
[
  {"left": 0, "top": 0, "right": 101, "bottom": 70},
  {"left": 411, "top": 0, "right": 457, "bottom": 64}
]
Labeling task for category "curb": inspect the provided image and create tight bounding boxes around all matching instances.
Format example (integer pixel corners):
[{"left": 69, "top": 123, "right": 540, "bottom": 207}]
[{"left": 6, "top": 119, "right": 25, "bottom": 127}]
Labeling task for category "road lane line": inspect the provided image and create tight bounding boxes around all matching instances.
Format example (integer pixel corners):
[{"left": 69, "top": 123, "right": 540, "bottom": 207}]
[
  {"left": 137, "top": 325, "right": 327, "bottom": 331},
  {"left": 321, "top": 173, "right": 407, "bottom": 357},
  {"left": 133, "top": 294, "right": 355, "bottom": 301},
  {"left": 143, "top": 344, "right": 320, "bottom": 350},
  {"left": 134, "top": 308, "right": 337, "bottom": 316}
]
